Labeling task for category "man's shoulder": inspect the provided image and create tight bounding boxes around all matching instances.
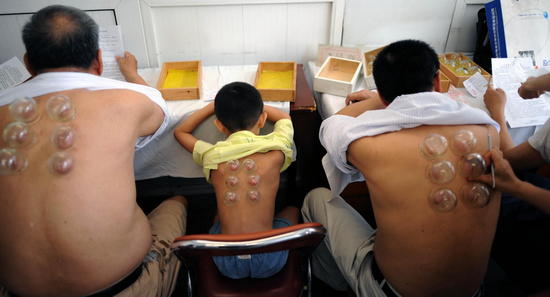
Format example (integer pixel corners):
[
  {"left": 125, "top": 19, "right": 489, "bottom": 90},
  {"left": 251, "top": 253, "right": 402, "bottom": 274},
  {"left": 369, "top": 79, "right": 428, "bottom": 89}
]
[{"left": 62, "top": 88, "right": 149, "bottom": 104}]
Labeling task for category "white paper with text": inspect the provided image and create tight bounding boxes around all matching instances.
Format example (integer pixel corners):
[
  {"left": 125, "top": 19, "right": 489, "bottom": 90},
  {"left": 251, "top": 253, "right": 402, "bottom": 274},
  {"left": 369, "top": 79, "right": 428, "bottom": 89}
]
[
  {"left": 463, "top": 72, "right": 489, "bottom": 98},
  {"left": 492, "top": 58, "right": 550, "bottom": 128},
  {"left": 0, "top": 57, "right": 31, "bottom": 91},
  {"left": 99, "top": 26, "right": 125, "bottom": 81}
]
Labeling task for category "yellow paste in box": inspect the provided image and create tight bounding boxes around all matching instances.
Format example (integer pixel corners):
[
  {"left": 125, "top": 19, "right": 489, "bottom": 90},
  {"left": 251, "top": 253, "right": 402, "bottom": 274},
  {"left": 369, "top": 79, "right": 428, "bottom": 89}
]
[
  {"left": 257, "top": 70, "right": 293, "bottom": 89},
  {"left": 163, "top": 69, "right": 198, "bottom": 89}
]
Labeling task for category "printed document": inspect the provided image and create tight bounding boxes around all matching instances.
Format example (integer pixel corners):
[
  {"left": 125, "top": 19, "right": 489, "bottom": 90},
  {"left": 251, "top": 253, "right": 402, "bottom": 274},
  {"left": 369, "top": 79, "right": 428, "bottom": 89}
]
[
  {"left": 463, "top": 72, "right": 489, "bottom": 98},
  {"left": 99, "top": 26, "right": 125, "bottom": 81},
  {"left": 0, "top": 57, "right": 31, "bottom": 91},
  {"left": 491, "top": 58, "right": 550, "bottom": 128}
]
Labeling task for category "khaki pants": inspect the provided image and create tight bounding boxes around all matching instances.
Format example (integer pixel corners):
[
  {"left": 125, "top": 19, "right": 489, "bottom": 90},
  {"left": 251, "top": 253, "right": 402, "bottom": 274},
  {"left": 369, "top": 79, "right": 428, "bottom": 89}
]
[
  {"left": 301, "top": 188, "right": 386, "bottom": 297},
  {"left": 117, "top": 200, "right": 187, "bottom": 297}
]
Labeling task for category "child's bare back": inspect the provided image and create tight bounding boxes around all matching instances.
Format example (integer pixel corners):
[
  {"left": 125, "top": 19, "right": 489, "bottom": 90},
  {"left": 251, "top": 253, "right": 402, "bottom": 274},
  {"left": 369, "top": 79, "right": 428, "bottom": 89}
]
[
  {"left": 211, "top": 150, "right": 284, "bottom": 234},
  {"left": 174, "top": 82, "right": 300, "bottom": 279}
]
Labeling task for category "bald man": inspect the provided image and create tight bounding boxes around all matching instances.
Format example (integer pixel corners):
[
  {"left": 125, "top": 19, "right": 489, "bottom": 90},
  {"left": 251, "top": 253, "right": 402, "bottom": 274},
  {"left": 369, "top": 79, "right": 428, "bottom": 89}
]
[{"left": 0, "top": 5, "right": 186, "bottom": 296}]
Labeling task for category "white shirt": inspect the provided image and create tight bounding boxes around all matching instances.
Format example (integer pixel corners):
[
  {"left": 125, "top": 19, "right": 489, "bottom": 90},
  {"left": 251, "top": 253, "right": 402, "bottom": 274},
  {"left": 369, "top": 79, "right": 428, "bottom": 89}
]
[
  {"left": 528, "top": 118, "right": 550, "bottom": 162},
  {"left": 0, "top": 72, "right": 169, "bottom": 150},
  {"left": 320, "top": 91, "right": 501, "bottom": 198}
]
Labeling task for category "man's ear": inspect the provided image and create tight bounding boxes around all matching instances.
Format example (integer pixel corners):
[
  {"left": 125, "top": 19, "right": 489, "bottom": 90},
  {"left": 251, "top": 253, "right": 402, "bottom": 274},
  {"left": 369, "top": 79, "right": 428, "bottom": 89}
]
[
  {"left": 90, "top": 49, "right": 103, "bottom": 76},
  {"left": 257, "top": 111, "right": 268, "bottom": 128},
  {"left": 434, "top": 70, "right": 442, "bottom": 93},
  {"left": 214, "top": 119, "right": 228, "bottom": 134},
  {"left": 23, "top": 53, "right": 37, "bottom": 77}
]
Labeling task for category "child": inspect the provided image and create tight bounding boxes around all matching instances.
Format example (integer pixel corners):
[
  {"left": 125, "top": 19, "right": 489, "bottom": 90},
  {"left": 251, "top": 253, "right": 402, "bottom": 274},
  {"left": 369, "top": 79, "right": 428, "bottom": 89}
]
[{"left": 174, "top": 82, "right": 300, "bottom": 279}]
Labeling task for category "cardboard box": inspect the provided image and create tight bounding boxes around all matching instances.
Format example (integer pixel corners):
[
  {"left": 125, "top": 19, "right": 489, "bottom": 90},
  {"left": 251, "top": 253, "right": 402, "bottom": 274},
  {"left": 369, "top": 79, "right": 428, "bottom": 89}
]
[
  {"left": 439, "top": 71, "right": 451, "bottom": 93},
  {"left": 314, "top": 56, "right": 362, "bottom": 97},
  {"left": 156, "top": 61, "right": 202, "bottom": 100},
  {"left": 254, "top": 62, "right": 297, "bottom": 102},
  {"left": 362, "top": 46, "right": 385, "bottom": 90},
  {"left": 439, "top": 53, "right": 491, "bottom": 88}
]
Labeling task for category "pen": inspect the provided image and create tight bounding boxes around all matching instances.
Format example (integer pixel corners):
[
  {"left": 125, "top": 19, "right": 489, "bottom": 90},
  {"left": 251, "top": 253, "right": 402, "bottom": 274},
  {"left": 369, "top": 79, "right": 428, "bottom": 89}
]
[{"left": 487, "top": 125, "right": 495, "bottom": 188}]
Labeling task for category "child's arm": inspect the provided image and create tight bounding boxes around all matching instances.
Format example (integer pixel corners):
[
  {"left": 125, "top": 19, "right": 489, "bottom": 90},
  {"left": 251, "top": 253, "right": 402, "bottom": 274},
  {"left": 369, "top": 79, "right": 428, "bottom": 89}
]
[
  {"left": 174, "top": 102, "right": 215, "bottom": 153},
  {"left": 264, "top": 105, "right": 291, "bottom": 122}
]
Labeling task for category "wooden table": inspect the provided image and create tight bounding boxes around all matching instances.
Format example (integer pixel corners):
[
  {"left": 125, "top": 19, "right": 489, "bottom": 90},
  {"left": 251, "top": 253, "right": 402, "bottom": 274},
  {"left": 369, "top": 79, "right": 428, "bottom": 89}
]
[{"left": 287, "top": 65, "right": 329, "bottom": 200}]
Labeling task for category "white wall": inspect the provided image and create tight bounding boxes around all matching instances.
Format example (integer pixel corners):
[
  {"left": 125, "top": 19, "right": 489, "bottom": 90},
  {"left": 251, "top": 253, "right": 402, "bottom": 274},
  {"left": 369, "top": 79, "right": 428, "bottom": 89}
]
[
  {"left": 342, "top": 0, "right": 490, "bottom": 56},
  {"left": 143, "top": 1, "right": 337, "bottom": 67},
  {"left": 0, "top": 11, "right": 116, "bottom": 67},
  {"left": 0, "top": 0, "right": 488, "bottom": 67},
  {"left": 342, "top": 0, "right": 456, "bottom": 53},
  {"left": 0, "top": 0, "right": 149, "bottom": 67}
]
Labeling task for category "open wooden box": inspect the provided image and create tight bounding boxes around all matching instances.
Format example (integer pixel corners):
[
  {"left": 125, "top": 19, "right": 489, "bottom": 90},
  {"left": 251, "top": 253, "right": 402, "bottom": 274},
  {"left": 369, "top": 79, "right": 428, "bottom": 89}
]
[
  {"left": 362, "top": 46, "right": 385, "bottom": 90},
  {"left": 254, "top": 62, "right": 297, "bottom": 102},
  {"left": 314, "top": 57, "right": 362, "bottom": 97},
  {"left": 439, "top": 71, "right": 451, "bottom": 93},
  {"left": 156, "top": 61, "right": 202, "bottom": 100},
  {"left": 439, "top": 53, "right": 491, "bottom": 88}
]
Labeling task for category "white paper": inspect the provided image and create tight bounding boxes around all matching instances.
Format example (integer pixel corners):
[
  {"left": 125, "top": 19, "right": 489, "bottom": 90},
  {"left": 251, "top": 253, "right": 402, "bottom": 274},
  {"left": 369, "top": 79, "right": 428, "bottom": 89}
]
[
  {"left": 492, "top": 58, "right": 550, "bottom": 128},
  {"left": 203, "top": 90, "right": 218, "bottom": 102},
  {"left": 99, "top": 26, "right": 125, "bottom": 81},
  {"left": 0, "top": 57, "right": 31, "bottom": 91},
  {"left": 316, "top": 45, "right": 363, "bottom": 67},
  {"left": 463, "top": 72, "right": 489, "bottom": 98},
  {"left": 498, "top": 0, "right": 550, "bottom": 67}
]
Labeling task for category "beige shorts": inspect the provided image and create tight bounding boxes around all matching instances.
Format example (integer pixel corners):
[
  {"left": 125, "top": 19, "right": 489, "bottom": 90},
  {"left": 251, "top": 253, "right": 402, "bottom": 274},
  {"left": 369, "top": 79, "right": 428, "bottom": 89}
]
[{"left": 116, "top": 199, "right": 187, "bottom": 297}]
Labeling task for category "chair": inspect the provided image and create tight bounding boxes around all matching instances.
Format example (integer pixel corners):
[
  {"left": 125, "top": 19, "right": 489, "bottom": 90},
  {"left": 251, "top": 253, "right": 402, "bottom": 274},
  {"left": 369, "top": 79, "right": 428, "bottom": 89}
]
[{"left": 170, "top": 222, "right": 326, "bottom": 297}]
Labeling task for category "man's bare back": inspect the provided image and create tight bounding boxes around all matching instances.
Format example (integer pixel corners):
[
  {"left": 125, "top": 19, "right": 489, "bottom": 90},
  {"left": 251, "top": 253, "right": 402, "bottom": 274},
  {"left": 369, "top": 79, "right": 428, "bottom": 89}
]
[
  {"left": 348, "top": 124, "right": 500, "bottom": 296},
  {"left": 211, "top": 150, "right": 284, "bottom": 234},
  {"left": 0, "top": 89, "right": 162, "bottom": 296}
]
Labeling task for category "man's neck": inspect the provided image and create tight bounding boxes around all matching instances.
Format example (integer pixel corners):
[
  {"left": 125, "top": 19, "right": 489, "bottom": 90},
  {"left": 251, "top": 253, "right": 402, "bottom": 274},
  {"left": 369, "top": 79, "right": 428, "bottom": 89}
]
[{"left": 37, "top": 67, "right": 97, "bottom": 76}]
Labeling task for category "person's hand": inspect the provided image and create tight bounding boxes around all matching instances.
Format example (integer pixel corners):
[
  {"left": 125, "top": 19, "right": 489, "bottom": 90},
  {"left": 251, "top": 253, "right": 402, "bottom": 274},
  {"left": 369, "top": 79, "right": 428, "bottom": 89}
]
[
  {"left": 483, "top": 84, "right": 507, "bottom": 122},
  {"left": 518, "top": 76, "right": 546, "bottom": 99},
  {"left": 116, "top": 51, "right": 148, "bottom": 85},
  {"left": 116, "top": 51, "right": 139, "bottom": 81},
  {"left": 345, "top": 89, "right": 379, "bottom": 105},
  {"left": 469, "top": 147, "right": 524, "bottom": 195}
]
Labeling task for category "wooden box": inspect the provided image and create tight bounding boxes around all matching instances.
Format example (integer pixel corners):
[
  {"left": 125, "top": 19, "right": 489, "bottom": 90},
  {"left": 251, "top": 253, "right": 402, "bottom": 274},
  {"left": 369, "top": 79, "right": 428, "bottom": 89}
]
[
  {"left": 439, "top": 71, "right": 451, "bottom": 93},
  {"left": 156, "top": 61, "right": 202, "bottom": 100},
  {"left": 314, "top": 56, "right": 362, "bottom": 97},
  {"left": 362, "top": 46, "right": 386, "bottom": 90},
  {"left": 254, "top": 62, "right": 297, "bottom": 102},
  {"left": 439, "top": 53, "right": 491, "bottom": 88}
]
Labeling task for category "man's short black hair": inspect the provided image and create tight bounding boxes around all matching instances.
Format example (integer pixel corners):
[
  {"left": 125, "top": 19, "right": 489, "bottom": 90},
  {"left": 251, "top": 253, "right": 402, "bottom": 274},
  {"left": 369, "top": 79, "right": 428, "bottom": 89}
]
[
  {"left": 214, "top": 82, "right": 264, "bottom": 133},
  {"left": 22, "top": 5, "right": 99, "bottom": 73},
  {"left": 373, "top": 39, "right": 439, "bottom": 103}
]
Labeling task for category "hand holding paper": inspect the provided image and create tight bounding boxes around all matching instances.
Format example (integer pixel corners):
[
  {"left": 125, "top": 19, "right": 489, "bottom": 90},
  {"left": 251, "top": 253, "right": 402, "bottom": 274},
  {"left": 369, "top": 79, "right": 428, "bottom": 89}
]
[
  {"left": 115, "top": 52, "right": 147, "bottom": 86},
  {"left": 483, "top": 84, "right": 507, "bottom": 121},
  {"left": 99, "top": 26, "right": 126, "bottom": 81}
]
